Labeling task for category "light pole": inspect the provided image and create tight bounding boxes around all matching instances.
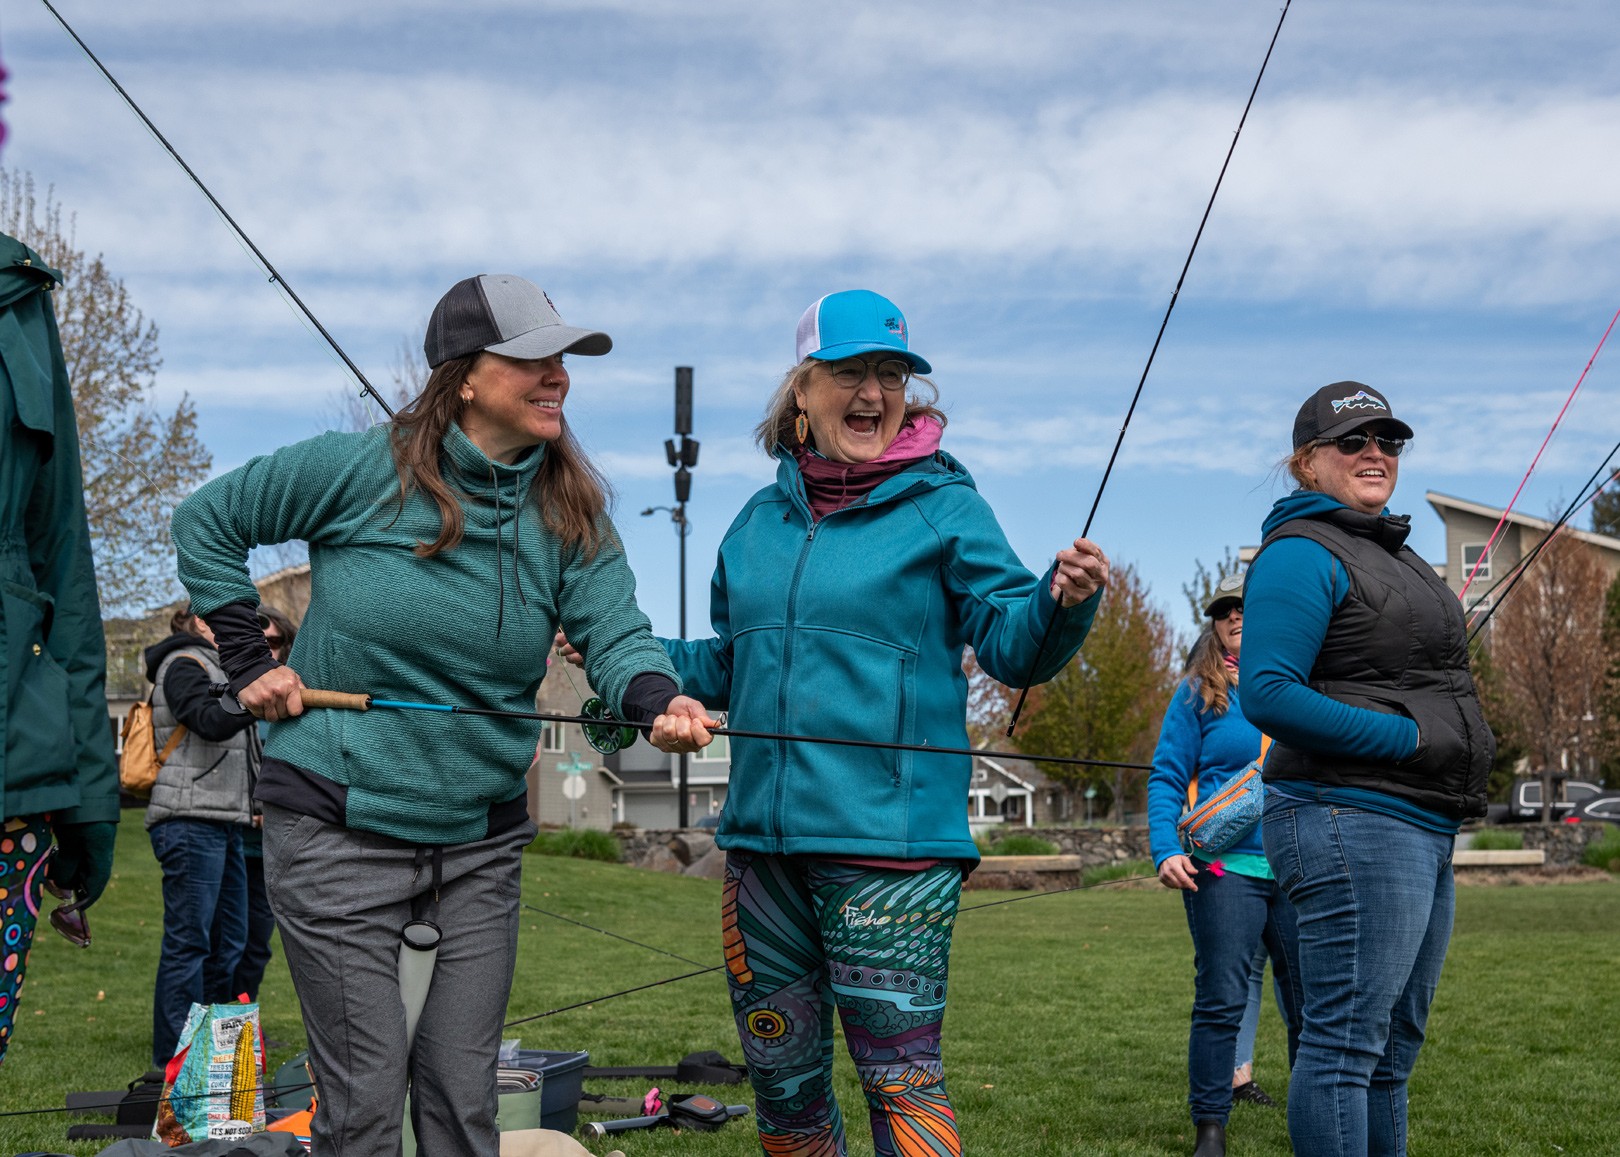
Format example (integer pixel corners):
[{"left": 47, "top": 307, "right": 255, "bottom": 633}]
[{"left": 642, "top": 366, "right": 699, "bottom": 827}]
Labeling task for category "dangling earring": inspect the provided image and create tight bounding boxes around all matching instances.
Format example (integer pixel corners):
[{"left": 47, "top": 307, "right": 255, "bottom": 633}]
[{"left": 794, "top": 409, "right": 809, "bottom": 445}]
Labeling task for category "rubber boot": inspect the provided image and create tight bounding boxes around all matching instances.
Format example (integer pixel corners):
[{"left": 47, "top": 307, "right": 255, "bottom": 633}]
[{"left": 1192, "top": 1121, "right": 1226, "bottom": 1157}]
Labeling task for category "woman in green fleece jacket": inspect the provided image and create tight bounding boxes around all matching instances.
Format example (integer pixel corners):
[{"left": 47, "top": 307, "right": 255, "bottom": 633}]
[{"left": 172, "top": 274, "right": 714, "bottom": 1157}]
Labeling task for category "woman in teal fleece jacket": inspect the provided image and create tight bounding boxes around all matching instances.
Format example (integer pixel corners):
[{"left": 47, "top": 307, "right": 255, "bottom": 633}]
[
  {"left": 173, "top": 275, "right": 713, "bottom": 1157},
  {"left": 670, "top": 290, "right": 1109, "bottom": 1157}
]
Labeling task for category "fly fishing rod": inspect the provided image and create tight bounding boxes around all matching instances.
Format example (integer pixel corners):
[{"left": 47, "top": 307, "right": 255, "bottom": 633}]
[
  {"left": 38, "top": 0, "right": 396, "bottom": 419},
  {"left": 269, "top": 687, "right": 1151, "bottom": 772},
  {"left": 1466, "top": 437, "right": 1620, "bottom": 644},
  {"left": 1005, "top": 0, "right": 1293, "bottom": 735}
]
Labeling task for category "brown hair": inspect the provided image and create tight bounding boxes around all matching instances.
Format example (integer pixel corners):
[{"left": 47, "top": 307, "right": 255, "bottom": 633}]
[
  {"left": 1184, "top": 626, "right": 1236, "bottom": 716},
  {"left": 388, "top": 354, "right": 615, "bottom": 560},
  {"left": 257, "top": 604, "right": 297, "bottom": 662},
  {"left": 169, "top": 603, "right": 199, "bottom": 636},
  {"left": 753, "top": 360, "right": 949, "bottom": 454}
]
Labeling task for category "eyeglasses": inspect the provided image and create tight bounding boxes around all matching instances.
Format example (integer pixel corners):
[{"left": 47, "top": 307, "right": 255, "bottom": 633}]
[
  {"left": 1211, "top": 603, "right": 1243, "bottom": 622},
  {"left": 264, "top": 632, "right": 284, "bottom": 648},
  {"left": 824, "top": 357, "right": 912, "bottom": 391},
  {"left": 44, "top": 877, "right": 91, "bottom": 948},
  {"left": 1316, "top": 431, "right": 1408, "bottom": 457}
]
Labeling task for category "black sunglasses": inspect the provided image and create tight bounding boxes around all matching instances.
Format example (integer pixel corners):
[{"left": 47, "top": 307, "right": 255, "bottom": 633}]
[
  {"left": 43, "top": 877, "right": 91, "bottom": 949},
  {"left": 1316, "top": 431, "right": 1408, "bottom": 457}
]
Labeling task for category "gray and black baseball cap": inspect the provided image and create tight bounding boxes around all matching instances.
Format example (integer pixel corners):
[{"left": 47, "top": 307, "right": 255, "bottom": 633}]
[
  {"left": 1292, "top": 381, "right": 1414, "bottom": 449},
  {"left": 424, "top": 274, "right": 612, "bottom": 368}
]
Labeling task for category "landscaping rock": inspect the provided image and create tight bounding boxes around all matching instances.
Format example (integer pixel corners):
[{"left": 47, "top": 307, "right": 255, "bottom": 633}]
[
  {"left": 671, "top": 832, "right": 715, "bottom": 865},
  {"left": 683, "top": 846, "right": 727, "bottom": 879},
  {"left": 640, "top": 844, "right": 684, "bottom": 874}
]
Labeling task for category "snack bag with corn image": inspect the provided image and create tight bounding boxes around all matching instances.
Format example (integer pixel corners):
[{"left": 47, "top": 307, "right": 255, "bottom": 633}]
[{"left": 153, "top": 1001, "right": 267, "bottom": 1145}]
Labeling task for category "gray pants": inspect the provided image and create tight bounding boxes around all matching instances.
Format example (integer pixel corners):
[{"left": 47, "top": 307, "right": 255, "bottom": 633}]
[{"left": 262, "top": 804, "right": 533, "bottom": 1157}]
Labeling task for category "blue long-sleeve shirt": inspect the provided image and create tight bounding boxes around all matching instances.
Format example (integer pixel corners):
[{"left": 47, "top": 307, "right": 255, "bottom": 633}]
[
  {"left": 1147, "top": 680, "right": 1265, "bottom": 868},
  {"left": 1240, "top": 491, "right": 1419, "bottom": 762}
]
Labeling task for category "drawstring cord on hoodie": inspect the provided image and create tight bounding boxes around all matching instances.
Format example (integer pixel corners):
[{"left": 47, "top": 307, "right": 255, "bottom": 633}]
[{"left": 487, "top": 463, "right": 529, "bottom": 640}]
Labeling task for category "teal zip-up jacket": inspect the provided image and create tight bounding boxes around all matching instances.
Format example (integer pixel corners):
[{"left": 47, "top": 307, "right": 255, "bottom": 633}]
[
  {"left": 666, "top": 448, "right": 1101, "bottom": 863},
  {"left": 173, "top": 423, "right": 676, "bottom": 844}
]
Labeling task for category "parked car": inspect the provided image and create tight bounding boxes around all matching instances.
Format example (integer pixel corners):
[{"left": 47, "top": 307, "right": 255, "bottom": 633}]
[
  {"left": 1577, "top": 792, "right": 1620, "bottom": 825},
  {"left": 1504, "top": 778, "right": 1604, "bottom": 822}
]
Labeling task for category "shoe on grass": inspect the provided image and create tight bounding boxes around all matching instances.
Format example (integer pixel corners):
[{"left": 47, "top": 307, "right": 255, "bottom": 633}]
[{"left": 1232, "top": 1079, "right": 1278, "bottom": 1108}]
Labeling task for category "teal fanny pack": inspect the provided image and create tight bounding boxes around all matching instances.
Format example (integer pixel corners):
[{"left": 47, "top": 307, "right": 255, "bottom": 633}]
[{"left": 1177, "top": 736, "right": 1269, "bottom": 856}]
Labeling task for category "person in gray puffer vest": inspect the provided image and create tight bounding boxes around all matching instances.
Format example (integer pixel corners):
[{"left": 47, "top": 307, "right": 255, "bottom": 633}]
[{"left": 143, "top": 602, "right": 260, "bottom": 1067}]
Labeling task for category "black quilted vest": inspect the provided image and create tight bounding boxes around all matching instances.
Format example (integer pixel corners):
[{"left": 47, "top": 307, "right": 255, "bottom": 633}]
[{"left": 1254, "top": 507, "right": 1493, "bottom": 820}]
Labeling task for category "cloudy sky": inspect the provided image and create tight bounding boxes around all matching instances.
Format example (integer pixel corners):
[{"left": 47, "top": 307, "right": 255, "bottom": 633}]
[{"left": 5, "top": 0, "right": 1619, "bottom": 639}]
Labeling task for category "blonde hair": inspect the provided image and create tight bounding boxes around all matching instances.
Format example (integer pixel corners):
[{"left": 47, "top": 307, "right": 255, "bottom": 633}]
[
  {"left": 753, "top": 360, "right": 948, "bottom": 454},
  {"left": 1184, "top": 626, "right": 1236, "bottom": 716},
  {"left": 1282, "top": 444, "right": 1318, "bottom": 490}
]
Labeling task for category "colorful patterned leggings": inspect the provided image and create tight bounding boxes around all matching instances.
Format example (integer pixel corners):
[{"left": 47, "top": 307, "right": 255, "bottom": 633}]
[
  {"left": 722, "top": 852, "right": 963, "bottom": 1157},
  {"left": 0, "top": 815, "right": 55, "bottom": 1067}
]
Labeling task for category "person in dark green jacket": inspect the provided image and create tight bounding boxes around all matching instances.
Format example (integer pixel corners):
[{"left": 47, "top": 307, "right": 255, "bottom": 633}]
[
  {"left": 172, "top": 274, "right": 714, "bottom": 1156},
  {"left": 663, "top": 289, "right": 1109, "bottom": 1156},
  {"left": 0, "top": 233, "right": 119, "bottom": 1067}
]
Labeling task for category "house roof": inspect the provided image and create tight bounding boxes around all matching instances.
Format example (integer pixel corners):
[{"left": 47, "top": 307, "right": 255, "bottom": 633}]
[
  {"left": 974, "top": 756, "right": 1039, "bottom": 792},
  {"left": 1425, "top": 490, "right": 1620, "bottom": 555}
]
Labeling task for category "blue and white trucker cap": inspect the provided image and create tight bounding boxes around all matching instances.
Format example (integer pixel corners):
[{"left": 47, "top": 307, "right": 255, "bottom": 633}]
[{"left": 794, "top": 290, "right": 932, "bottom": 374}]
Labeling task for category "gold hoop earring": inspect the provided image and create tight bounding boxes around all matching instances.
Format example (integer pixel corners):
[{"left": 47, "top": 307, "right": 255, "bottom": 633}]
[{"left": 794, "top": 410, "right": 809, "bottom": 445}]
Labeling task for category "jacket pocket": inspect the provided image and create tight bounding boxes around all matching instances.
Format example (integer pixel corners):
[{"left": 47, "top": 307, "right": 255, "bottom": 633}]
[
  {"left": 1397, "top": 698, "right": 1465, "bottom": 776},
  {"left": 3, "top": 581, "right": 76, "bottom": 794}
]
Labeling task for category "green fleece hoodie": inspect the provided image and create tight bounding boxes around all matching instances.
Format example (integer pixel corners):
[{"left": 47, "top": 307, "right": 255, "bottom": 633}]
[{"left": 172, "top": 423, "right": 675, "bottom": 844}]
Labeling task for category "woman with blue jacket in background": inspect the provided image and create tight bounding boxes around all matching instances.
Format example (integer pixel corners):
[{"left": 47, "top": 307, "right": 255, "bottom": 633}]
[
  {"left": 671, "top": 291, "right": 1109, "bottom": 1157},
  {"left": 1242, "top": 382, "right": 1492, "bottom": 1157},
  {"left": 1149, "top": 574, "right": 1300, "bottom": 1157}
]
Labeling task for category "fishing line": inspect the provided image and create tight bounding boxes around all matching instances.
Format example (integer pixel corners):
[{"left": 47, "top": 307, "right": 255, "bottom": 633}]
[
  {"left": 1006, "top": 0, "right": 1294, "bottom": 734},
  {"left": 290, "top": 689, "right": 1151, "bottom": 773},
  {"left": 523, "top": 902, "right": 712, "bottom": 968},
  {"left": 0, "top": 1080, "right": 314, "bottom": 1119},
  {"left": 500, "top": 872, "right": 1159, "bottom": 1028},
  {"left": 38, "top": 0, "right": 396, "bottom": 419},
  {"left": 502, "top": 966, "right": 724, "bottom": 1029},
  {"left": 1467, "top": 436, "right": 1620, "bottom": 644},
  {"left": 1457, "top": 303, "right": 1620, "bottom": 601},
  {"left": 7, "top": 875, "right": 1165, "bottom": 1118}
]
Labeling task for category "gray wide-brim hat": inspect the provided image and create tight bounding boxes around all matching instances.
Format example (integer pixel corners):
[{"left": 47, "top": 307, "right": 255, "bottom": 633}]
[
  {"left": 424, "top": 274, "right": 612, "bottom": 368},
  {"left": 1203, "top": 571, "right": 1245, "bottom": 618}
]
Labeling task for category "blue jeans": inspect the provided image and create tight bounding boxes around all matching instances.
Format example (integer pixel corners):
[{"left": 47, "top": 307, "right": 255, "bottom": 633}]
[
  {"left": 224, "top": 848, "right": 276, "bottom": 1001},
  {"left": 1233, "top": 942, "right": 1268, "bottom": 1072},
  {"left": 1263, "top": 796, "right": 1455, "bottom": 1157},
  {"left": 1182, "top": 865, "right": 1302, "bottom": 1124},
  {"left": 150, "top": 819, "right": 248, "bottom": 1065}
]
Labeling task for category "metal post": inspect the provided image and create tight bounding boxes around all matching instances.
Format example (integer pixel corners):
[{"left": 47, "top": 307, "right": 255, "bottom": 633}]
[{"left": 671, "top": 368, "right": 698, "bottom": 828}]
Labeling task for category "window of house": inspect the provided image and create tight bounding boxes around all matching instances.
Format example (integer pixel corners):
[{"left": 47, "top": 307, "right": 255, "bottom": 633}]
[
  {"left": 540, "top": 721, "right": 565, "bottom": 754},
  {"left": 693, "top": 734, "right": 730, "bottom": 762},
  {"left": 1461, "top": 543, "right": 1491, "bottom": 581}
]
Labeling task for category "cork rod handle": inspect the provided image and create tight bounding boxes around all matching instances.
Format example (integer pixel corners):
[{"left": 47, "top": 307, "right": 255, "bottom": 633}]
[{"left": 300, "top": 689, "right": 372, "bottom": 711}]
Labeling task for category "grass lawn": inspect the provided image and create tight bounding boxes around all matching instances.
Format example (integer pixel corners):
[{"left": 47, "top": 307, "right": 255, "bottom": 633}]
[{"left": 1, "top": 812, "right": 1615, "bottom": 1155}]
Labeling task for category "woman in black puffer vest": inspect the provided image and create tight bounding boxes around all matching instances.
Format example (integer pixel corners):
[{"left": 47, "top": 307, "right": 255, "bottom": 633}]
[{"left": 1241, "top": 383, "right": 1492, "bottom": 1157}]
